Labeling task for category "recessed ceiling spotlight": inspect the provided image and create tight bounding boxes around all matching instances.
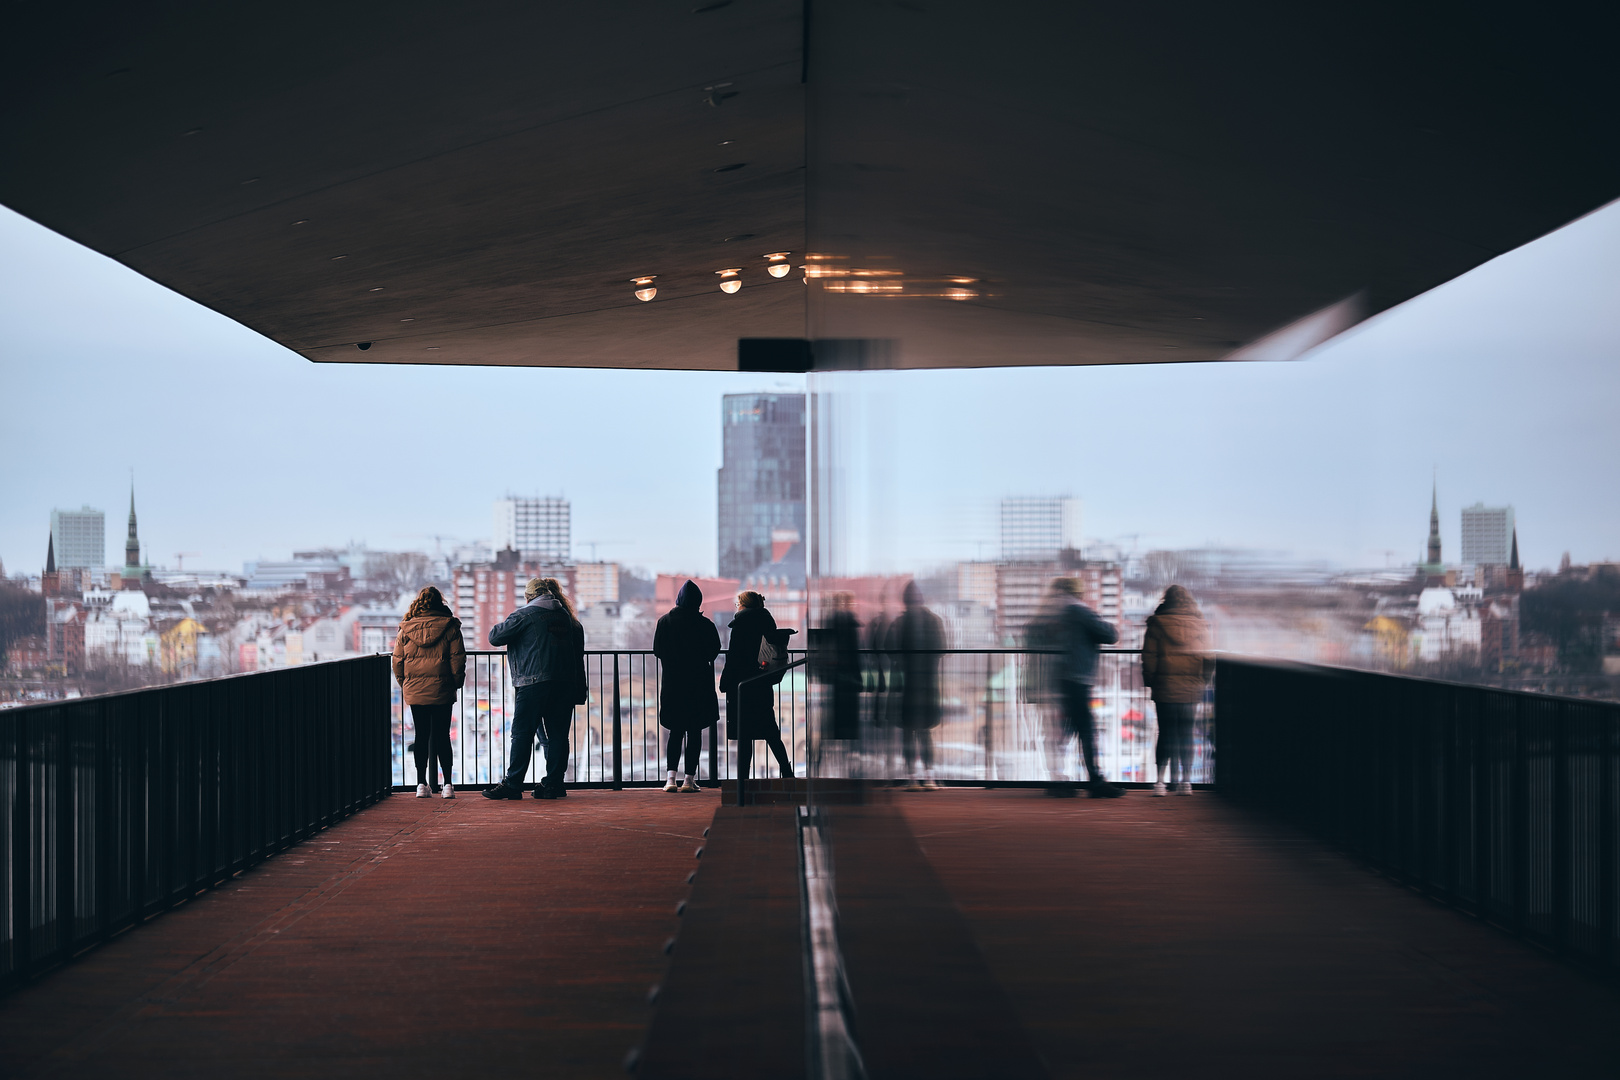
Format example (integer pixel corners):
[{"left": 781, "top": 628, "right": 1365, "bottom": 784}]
[
  {"left": 763, "top": 252, "right": 792, "bottom": 278},
  {"left": 426, "top": 347, "right": 441, "bottom": 350},
  {"left": 355, "top": 342, "right": 372, "bottom": 351},
  {"left": 291, "top": 219, "right": 308, "bottom": 225},
  {"left": 240, "top": 177, "right": 259, "bottom": 185},
  {"left": 369, "top": 287, "right": 384, "bottom": 292},
  {"left": 722, "top": 233, "right": 755, "bottom": 243},
  {"left": 631, "top": 275, "right": 658, "bottom": 301},
  {"left": 718, "top": 140, "right": 735, "bottom": 146},
  {"left": 946, "top": 288, "right": 977, "bottom": 301},
  {"left": 400, "top": 318, "right": 415, "bottom": 322},
  {"left": 330, "top": 254, "right": 348, "bottom": 260},
  {"left": 717, "top": 268, "right": 742, "bottom": 294}
]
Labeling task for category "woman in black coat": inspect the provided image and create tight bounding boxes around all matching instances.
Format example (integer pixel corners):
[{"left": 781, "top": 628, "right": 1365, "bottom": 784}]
[
  {"left": 653, "top": 580, "right": 722, "bottom": 792},
  {"left": 719, "top": 591, "right": 796, "bottom": 779}
]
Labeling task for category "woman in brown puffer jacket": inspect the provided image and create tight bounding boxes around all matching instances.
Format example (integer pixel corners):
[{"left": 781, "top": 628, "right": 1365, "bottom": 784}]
[
  {"left": 1141, "top": 585, "right": 1212, "bottom": 796},
  {"left": 392, "top": 586, "right": 467, "bottom": 799}
]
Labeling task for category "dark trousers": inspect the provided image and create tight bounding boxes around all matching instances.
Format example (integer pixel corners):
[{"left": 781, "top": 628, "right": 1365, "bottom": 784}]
[
  {"left": 902, "top": 725, "right": 934, "bottom": 772},
  {"left": 1155, "top": 701, "right": 1196, "bottom": 783},
  {"left": 666, "top": 727, "right": 702, "bottom": 775},
  {"left": 738, "top": 725, "right": 793, "bottom": 778},
  {"left": 1061, "top": 680, "right": 1104, "bottom": 784},
  {"left": 411, "top": 702, "right": 454, "bottom": 786},
  {"left": 503, "top": 682, "right": 573, "bottom": 789}
]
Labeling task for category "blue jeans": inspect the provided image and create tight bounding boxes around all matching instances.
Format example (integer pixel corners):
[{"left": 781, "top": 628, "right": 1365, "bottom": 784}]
[{"left": 503, "top": 681, "right": 573, "bottom": 788}]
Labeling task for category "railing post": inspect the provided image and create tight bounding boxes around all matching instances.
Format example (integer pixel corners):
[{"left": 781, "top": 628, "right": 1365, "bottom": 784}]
[
  {"left": 612, "top": 653, "right": 623, "bottom": 791},
  {"left": 983, "top": 652, "right": 994, "bottom": 785},
  {"left": 12, "top": 708, "right": 32, "bottom": 983}
]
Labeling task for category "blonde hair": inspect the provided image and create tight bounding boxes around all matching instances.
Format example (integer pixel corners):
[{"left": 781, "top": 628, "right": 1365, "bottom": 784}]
[
  {"left": 736, "top": 590, "right": 764, "bottom": 610},
  {"left": 525, "top": 577, "right": 577, "bottom": 620},
  {"left": 1050, "top": 576, "right": 1084, "bottom": 599},
  {"left": 405, "top": 586, "right": 451, "bottom": 620}
]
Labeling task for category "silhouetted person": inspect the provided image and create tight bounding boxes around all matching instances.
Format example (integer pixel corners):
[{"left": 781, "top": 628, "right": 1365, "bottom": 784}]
[
  {"left": 484, "top": 577, "right": 586, "bottom": 800},
  {"left": 887, "top": 580, "right": 944, "bottom": 790},
  {"left": 1047, "top": 577, "right": 1122, "bottom": 798},
  {"left": 1142, "top": 584, "right": 1212, "bottom": 796},
  {"left": 392, "top": 586, "right": 466, "bottom": 799},
  {"left": 720, "top": 591, "right": 795, "bottom": 780},
  {"left": 654, "top": 580, "right": 721, "bottom": 793}
]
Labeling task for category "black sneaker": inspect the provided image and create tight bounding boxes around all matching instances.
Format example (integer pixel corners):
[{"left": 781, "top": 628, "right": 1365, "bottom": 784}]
[
  {"left": 482, "top": 782, "right": 523, "bottom": 800},
  {"left": 1089, "top": 781, "right": 1126, "bottom": 799}
]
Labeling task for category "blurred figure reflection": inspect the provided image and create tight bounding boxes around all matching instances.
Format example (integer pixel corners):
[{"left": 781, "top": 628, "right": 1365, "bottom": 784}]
[
  {"left": 865, "top": 587, "right": 894, "bottom": 778},
  {"left": 720, "top": 590, "right": 796, "bottom": 780},
  {"left": 887, "top": 580, "right": 945, "bottom": 790},
  {"left": 1142, "top": 584, "right": 1213, "bottom": 796},
  {"left": 822, "top": 592, "right": 863, "bottom": 741},
  {"left": 1046, "top": 577, "right": 1123, "bottom": 798}
]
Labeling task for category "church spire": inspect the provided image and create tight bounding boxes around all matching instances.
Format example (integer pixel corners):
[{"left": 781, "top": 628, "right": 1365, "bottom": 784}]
[
  {"left": 1426, "top": 480, "right": 1442, "bottom": 567},
  {"left": 124, "top": 478, "right": 141, "bottom": 572},
  {"left": 45, "top": 532, "right": 56, "bottom": 575},
  {"left": 1509, "top": 527, "right": 1520, "bottom": 570}
]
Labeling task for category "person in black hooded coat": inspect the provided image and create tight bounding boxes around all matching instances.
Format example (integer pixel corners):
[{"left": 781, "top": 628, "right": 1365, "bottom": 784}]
[
  {"left": 653, "top": 580, "right": 721, "bottom": 792},
  {"left": 719, "top": 591, "right": 796, "bottom": 779}
]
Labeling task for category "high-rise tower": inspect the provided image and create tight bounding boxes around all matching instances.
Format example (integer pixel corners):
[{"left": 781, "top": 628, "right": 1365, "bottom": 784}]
[{"left": 717, "top": 393, "right": 805, "bottom": 580}]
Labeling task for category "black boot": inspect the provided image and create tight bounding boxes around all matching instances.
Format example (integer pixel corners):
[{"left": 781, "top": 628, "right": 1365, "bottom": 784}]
[{"left": 482, "top": 781, "right": 523, "bottom": 800}]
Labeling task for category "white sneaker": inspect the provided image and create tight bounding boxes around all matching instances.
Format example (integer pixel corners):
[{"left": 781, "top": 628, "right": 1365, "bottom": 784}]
[
  {"left": 442, "top": 784, "right": 455, "bottom": 799},
  {"left": 1152, "top": 781, "right": 1167, "bottom": 797},
  {"left": 920, "top": 778, "right": 940, "bottom": 791},
  {"left": 415, "top": 783, "right": 431, "bottom": 799},
  {"left": 1176, "top": 782, "right": 1193, "bottom": 795},
  {"left": 904, "top": 779, "right": 924, "bottom": 791},
  {"left": 663, "top": 774, "right": 680, "bottom": 792},
  {"left": 680, "top": 777, "right": 700, "bottom": 793}
]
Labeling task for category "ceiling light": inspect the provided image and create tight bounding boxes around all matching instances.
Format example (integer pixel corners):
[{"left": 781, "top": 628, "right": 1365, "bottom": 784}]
[
  {"left": 717, "top": 268, "right": 742, "bottom": 294},
  {"left": 631, "top": 276, "right": 658, "bottom": 301},
  {"left": 763, "top": 252, "right": 792, "bottom": 278},
  {"left": 947, "top": 288, "right": 977, "bottom": 301},
  {"left": 369, "top": 287, "right": 384, "bottom": 292}
]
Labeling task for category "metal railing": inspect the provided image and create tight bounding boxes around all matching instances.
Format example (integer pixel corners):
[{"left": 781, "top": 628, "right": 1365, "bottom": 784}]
[
  {"left": 389, "top": 648, "right": 1212, "bottom": 789},
  {"left": 1, "top": 656, "right": 392, "bottom": 993},
  {"left": 391, "top": 651, "right": 810, "bottom": 789},
  {"left": 1217, "top": 657, "right": 1620, "bottom": 977}
]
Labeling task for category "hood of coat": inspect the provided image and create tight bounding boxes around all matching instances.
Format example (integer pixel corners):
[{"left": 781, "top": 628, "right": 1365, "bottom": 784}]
[
  {"left": 399, "top": 613, "right": 459, "bottom": 648},
  {"left": 1147, "top": 609, "right": 1205, "bottom": 648},
  {"left": 524, "top": 593, "right": 559, "bottom": 612},
  {"left": 676, "top": 580, "right": 702, "bottom": 609}
]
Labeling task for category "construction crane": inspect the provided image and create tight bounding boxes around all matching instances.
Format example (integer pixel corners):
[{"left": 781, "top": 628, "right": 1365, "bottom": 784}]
[{"left": 174, "top": 552, "right": 200, "bottom": 571}]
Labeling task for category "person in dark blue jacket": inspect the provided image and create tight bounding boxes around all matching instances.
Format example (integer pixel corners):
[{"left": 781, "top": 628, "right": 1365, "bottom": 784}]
[
  {"left": 483, "top": 577, "right": 586, "bottom": 800},
  {"left": 1047, "top": 577, "right": 1124, "bottom": 798}
]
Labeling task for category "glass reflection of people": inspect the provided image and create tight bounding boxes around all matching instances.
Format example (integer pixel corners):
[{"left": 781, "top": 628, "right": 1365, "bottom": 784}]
[
  {"left": 887, "top": 580, "right": 944, "bottom": 791},
  {"left": 654, "top": 579, "right": 721, "bottom": 793},
  {"left": 864, "top": 587, "right": 894, "bottom": 776},
  {"left": 1142, "top": 584, "right": 1212, "bottom": 796},
  {"left": 823, "top": 592, "right": 862, "bottom": 741},
  {"left": 719, "top": 591, "right": 796, "bottom": 780},
  {"left": 1047, "top": 577, "right": 1123, "bottom": 798}
]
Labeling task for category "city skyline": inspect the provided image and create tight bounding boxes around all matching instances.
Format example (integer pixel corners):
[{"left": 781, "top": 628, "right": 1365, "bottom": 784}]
[{"left": 3, "top": 198, "right": 1619, "bottom": 578}]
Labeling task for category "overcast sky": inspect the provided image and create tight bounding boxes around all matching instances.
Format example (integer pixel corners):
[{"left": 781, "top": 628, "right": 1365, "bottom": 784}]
[{"left": 2, "top": 199, "right": 1616, "bottom": 579}]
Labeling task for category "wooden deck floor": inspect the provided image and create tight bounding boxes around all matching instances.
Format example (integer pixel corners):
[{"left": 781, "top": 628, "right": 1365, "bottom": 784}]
[
  {"left": 893, "top": 789, "right": 1620, "bottom": 1080},
  {"left": 5, "top": 788, "right": 1619, "bottom": 1080},
  {"left": 0, "top": 789, "right": 717, "bottom": 1079}
]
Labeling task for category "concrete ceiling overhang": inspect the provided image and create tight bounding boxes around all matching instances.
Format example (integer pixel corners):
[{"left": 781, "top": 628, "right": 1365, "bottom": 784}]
[{"left": 2, "top": 1, "right": 1617, "bottom": 371}]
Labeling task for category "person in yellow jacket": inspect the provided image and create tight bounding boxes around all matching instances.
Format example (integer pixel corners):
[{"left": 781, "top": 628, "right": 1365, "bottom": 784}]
[
  {"left": 1141, "top": 585, "right": 1212, "bottom": 796},
  {"left": 392, "top": 586, "right": 467, "bottom": 798}
]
